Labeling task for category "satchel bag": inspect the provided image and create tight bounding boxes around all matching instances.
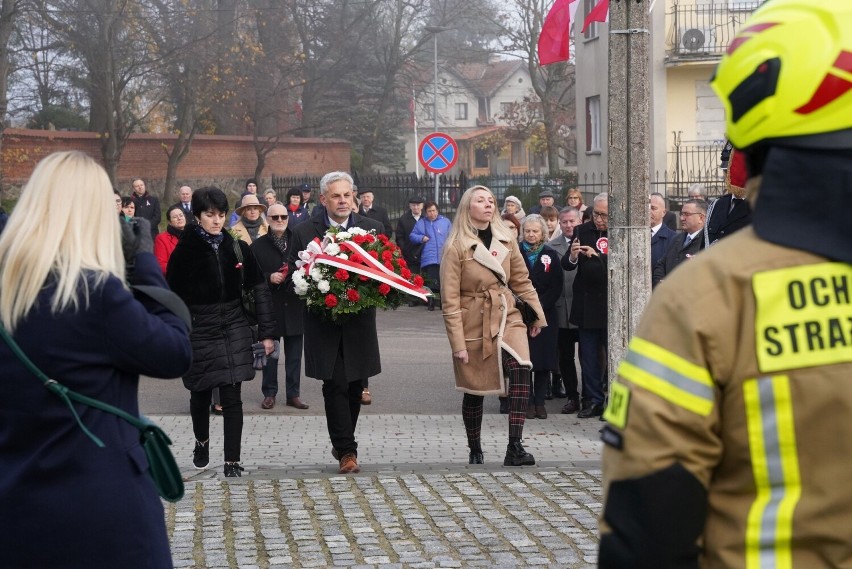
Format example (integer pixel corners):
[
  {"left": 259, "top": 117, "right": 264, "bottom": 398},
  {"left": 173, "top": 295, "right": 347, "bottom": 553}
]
[
  {"left": 0, "top": 323, "right": 185, "bottom": 503},
  {"left": 232, "top": 240, "right": 258, "bottom": 326}
]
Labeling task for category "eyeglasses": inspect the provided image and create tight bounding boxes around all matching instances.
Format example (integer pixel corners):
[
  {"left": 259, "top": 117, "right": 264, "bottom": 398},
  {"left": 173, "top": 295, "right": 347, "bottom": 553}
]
[
  {"left": 567, "top": 196, "right": 580, "bottom": 201},
  {"left": 269, "top": 215, "right": 289, "bottom": 221},
  {"left": 680, "top": 211, "right": 703, "bottom": 217},
  {"left": 592, "top": 211, "right": 608, "bottom": 219}
]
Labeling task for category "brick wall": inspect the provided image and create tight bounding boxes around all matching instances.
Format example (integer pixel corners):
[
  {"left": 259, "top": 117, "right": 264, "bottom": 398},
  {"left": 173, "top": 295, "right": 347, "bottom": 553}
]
[{"left": 1, "top": 129, "right": 351, "bottom": 200}]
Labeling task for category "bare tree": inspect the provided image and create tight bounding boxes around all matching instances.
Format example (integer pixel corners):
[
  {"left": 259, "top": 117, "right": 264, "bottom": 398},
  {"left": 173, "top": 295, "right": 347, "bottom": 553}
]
[
  {"left": 0, "top": 0, "right": 23, "bottom": 164},
  {"left": 37, "top": 0, "right": 164, "bottom": 183},
  {"left": 494, "top": 0, "right": 576, "bottom": 173}
]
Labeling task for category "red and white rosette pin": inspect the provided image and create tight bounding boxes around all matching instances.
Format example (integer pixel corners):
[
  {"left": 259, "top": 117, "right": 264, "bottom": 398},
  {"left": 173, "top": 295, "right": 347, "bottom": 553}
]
[{"left": 596, "top": 237, "right": 609, "bottom": 255}]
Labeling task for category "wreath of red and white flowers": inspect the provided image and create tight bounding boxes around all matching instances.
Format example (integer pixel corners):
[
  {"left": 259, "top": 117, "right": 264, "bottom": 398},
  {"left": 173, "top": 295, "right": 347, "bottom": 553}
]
[{"left": 293, "top": 226, "right": 430, "bottom": 321}]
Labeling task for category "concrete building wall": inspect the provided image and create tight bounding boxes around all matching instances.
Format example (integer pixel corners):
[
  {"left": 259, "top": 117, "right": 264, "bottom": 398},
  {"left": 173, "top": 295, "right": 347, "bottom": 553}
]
[{"left": 665, "top": 66, "right": 722, "bottom": 143}]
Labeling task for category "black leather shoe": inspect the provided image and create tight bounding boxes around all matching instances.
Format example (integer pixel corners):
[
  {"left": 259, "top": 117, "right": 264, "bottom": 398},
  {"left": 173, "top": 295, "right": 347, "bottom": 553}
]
[
  {"left": 577, "top": 403, "right": 605, "bottom": 419},
  {"left": 504, "top": 441, "right": 535, "bottom": 466},
  {"left": 561, "top": 398, "right": 580, "bottom": 414},
  {"left": 552, "top": 377, "right": 567, "bottom": 398}
]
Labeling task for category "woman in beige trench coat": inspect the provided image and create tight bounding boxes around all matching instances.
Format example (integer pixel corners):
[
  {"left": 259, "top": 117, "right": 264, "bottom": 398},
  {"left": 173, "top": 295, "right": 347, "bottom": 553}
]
[{"left": 440, "top": 186, "right": 546, "bottom": 467}]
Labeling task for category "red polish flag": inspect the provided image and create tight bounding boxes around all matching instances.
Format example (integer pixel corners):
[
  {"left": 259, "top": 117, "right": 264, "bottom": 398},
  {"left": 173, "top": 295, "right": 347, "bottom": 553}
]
[
  {"left": 538, "top": 0, "right": 579, "bottom": 66},
  {"left": 582, "top": 0, "right": 609, "bottom": 33}
]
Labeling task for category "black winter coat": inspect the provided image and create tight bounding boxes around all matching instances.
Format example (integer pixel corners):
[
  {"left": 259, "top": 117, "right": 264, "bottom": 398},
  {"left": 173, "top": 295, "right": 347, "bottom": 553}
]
[
  {"left": 167, "top": 228, "right": 276, "bottom": 391},
  {"left": 251, "top": 230, "right": 305, "bottom": 337},
  {"left": 287, "top": 214, "right": 384, "bottom": 382},
  {"left": 524, "top": 244, "right": 563, "bottom": 371},
  {"left": 562, "top": 221, "right": 608, "bottom": 329},
  {"left": 395, "top": 211, "right": 423, "bottom": 269}
]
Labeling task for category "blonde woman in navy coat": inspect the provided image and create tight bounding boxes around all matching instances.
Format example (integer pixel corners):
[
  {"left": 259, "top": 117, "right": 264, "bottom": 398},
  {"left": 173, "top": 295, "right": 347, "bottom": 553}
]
[{"left": 0, "top": 151, "right": 192, "bottom": 568}]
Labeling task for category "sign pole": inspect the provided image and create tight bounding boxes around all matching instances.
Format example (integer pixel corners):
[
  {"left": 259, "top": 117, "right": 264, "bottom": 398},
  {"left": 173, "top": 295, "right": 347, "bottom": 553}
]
[
  {"left": 418, "top": 133, "right": 459, "bottom": 201},
  {"left": 434, "top": 173, "right": 440, "bottom": 205}
]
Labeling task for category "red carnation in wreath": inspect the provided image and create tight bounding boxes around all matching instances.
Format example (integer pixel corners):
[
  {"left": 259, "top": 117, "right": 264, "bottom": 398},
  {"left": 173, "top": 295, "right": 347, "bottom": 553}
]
[
  {"left": 346, "top": 289, "right": 360, "bottom": 302},
  {"left": 324, "top": 294, "right": 339, "bottom": 308}
]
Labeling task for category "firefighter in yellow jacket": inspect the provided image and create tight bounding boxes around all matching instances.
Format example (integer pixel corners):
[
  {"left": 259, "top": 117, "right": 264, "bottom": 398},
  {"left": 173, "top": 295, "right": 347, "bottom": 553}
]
[{"left": 600, "top": 2, "right": 852, "bottom": 567}]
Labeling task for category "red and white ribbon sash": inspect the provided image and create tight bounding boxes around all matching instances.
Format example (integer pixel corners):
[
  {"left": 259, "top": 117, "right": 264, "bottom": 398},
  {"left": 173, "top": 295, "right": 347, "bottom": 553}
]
[{"left": 298, "top": 237, "right": 429, "bottom": 301}]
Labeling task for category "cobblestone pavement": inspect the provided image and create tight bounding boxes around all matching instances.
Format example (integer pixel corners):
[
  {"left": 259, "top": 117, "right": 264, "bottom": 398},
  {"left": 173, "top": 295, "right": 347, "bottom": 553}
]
[{"left": 157, "top": 414, "right": 604, "bottom": 568}]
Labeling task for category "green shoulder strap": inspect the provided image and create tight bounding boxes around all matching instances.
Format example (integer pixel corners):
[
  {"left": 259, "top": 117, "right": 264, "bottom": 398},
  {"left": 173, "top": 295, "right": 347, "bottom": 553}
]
[{"left": 0, "top": 323, "right": 147, "bottom": 447}]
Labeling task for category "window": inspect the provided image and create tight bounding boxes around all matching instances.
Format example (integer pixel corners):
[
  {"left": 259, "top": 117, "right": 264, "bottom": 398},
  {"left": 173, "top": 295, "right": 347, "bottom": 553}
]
[
  {"left": 500, "top": 102, "right": 512, "bottom": 114},
  {"left": 475, "top": 148, "right": 489, "bottom": 169},
  {"left": 585, "top": 96, "right": 601, "bottom": 153},
  {"left": 511, "top": 142, "right": 525, "bottom": 167},
  {"left": 455, "top": 103, "right": 468, "bottom": 120},
  {"left": 424, "top": 103, "right": 435, "bottom": 121},
  {"left": 583, "top": 0, "right": 600, "bottom": 40}
]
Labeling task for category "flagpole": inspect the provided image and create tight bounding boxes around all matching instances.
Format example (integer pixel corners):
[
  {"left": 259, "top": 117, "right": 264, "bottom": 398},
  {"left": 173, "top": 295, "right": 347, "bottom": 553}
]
[{"left": 413, "top": 88, "right": 420, "bottom": 177}]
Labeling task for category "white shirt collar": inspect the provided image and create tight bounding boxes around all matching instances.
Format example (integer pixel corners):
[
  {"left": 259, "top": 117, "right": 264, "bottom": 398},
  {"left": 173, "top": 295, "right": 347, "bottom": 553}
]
[{"left": 651, "top": 222, "right": 662, "bottom": 236}]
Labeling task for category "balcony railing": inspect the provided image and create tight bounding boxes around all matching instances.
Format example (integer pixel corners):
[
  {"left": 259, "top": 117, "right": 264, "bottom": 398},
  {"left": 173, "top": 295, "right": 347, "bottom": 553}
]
[{"left": 667, "top": 1, "right": 765, "bottom": 61}]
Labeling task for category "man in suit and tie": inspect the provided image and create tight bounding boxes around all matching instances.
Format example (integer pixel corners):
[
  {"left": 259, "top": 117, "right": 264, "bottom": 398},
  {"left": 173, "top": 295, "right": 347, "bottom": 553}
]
[
  {"left": 172, "top": 185, "right": 195, "bottom": 224},
  {"left": 357, "top": 189, "right": 393, "bottom": 238},
  {"left": 652, "top": 198, "right": 707, "bottom": 288},
  {"left": 650, "top": 192, "right": 677, "bottom": 270},
  {"left": 287, "top": 171, "right": 385, "bottom": 475},
  {"left": 705, "top": 146, "right": 752, "bottom": 246},
  {"left": 548, "top": 206, "right": 583, "bottom": 412}
]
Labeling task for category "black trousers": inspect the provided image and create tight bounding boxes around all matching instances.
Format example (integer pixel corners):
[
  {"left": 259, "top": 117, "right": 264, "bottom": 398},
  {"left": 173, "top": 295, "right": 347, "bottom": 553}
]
[
  {"left": 557, "top": 328, "right": 580, "bottom": 400},
  {"left": 189, "top": 382, "right": 243, "bottom": 462},
  {"left": 322, "top": 344, "right": 365, "bottom": 457}
]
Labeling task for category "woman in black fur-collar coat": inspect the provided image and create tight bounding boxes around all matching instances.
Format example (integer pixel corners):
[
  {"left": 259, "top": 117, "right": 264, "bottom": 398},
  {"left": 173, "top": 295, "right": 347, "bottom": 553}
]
[{"left": 167, "top": 187, "right": 276, "bottom": 477}]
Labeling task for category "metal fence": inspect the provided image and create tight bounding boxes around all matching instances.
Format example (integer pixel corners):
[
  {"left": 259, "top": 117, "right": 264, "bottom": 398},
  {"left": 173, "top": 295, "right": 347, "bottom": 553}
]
[
  {"left": 668, "top": 1, "right": 764, "bottom": 59},
  {"left": 576, "top": 141, "right": 728, "bottom": 213},
  {"left": 271, "top": 172, "right": 579, "bottom": 227}
]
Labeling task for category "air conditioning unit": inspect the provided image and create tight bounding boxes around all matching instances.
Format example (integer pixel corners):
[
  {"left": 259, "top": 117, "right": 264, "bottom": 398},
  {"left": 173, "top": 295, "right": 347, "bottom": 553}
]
[{"left": 679, "top": 27, "right": 717, "bottom": 54}]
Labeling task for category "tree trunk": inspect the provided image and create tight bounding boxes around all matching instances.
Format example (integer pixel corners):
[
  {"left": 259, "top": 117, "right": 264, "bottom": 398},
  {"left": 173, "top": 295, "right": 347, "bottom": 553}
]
[{"left": 0, "top": 0, "right": 19, "bottom": 177}]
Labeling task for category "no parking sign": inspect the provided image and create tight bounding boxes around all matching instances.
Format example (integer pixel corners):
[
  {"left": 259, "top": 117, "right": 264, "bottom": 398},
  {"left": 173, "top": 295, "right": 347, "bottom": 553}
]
[{"left": 418, "top": 133, "right": 458, "bottom": 174}]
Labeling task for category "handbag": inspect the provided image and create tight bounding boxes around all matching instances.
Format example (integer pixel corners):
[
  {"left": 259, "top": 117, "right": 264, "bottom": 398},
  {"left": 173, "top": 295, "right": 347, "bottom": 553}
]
[
  {"left": 489, "top": 268, "right": 538, "bottom": 327},
  {"left": 512, "top": 291, "right": 538, "bottom": 327},
  {"left": 0, "top": 323, "right": 185, "bottom": 503},
  {"left": 232, "top": 240, "right": 258, "bottom": 326}
]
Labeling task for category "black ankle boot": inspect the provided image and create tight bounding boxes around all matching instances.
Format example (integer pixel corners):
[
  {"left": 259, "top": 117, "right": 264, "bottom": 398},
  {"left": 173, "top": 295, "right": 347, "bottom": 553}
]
[
  {"left": 544, "top": 382, "right": 553, "bottom": 400},
  {"left": 468, "top": 441, "right": 484, "bottom": 464},
  {"left": 504, "top": 440, "right": 535, "bottom": 466}
]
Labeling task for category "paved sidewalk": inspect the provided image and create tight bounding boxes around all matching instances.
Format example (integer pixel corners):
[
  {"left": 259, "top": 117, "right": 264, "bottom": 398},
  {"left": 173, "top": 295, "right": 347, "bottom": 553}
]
[{"left": 157, "top": 414, "right": 605, "bottom": 568}]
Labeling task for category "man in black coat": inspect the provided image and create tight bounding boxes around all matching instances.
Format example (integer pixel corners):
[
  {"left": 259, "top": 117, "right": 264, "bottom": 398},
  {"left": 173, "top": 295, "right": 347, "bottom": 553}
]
[
  {"left": 130, "top": 178, "right": 161, "bottom": 239},
  {"left": 252, "top": 202, "right": 308, "bottom": 411},
  {"left": 171, "top": 184, "right": 196, "bottom": 225},
  {"left": 358, "top": 188, "right": 393, "bottom": 238},
  {"left": 287, "top": 171, "right": 384, "bottom": 475},
  {"left": 653, "top": 198, "right": 707, "bottom": 288},
  {"left": 561, "top": 193, "right": 609, "bottom": 419},
  {"left": 395, "top": 195, "right": 425, "bottom": 273},
  {"left": 650, "top": 192, "right": 677, "bottom": 269},
  {"left": 705, "top": 146, "right": 752, "bottom": 246}
]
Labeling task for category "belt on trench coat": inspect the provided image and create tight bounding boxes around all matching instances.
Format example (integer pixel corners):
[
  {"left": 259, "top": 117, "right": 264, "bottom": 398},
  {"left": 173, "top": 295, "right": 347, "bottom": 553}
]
[{"left": 459, "top": 287, "right": 508, "bottom": 361}]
